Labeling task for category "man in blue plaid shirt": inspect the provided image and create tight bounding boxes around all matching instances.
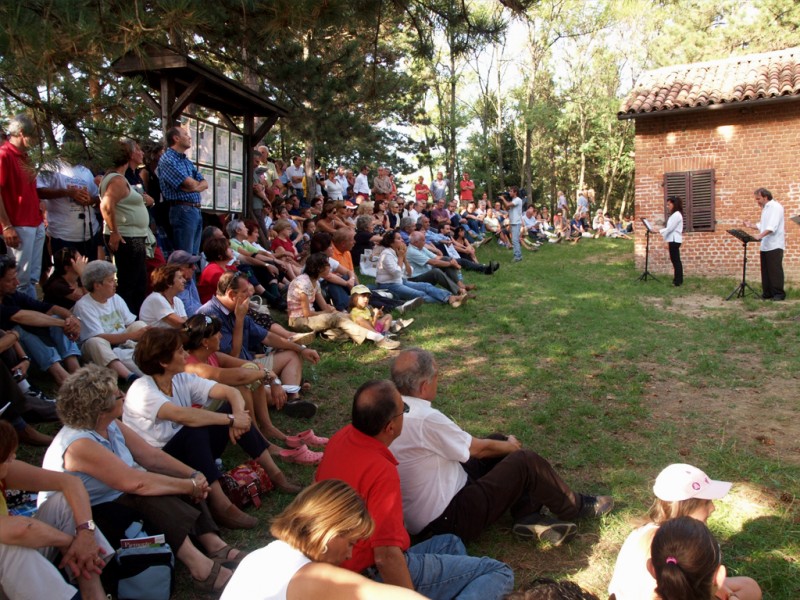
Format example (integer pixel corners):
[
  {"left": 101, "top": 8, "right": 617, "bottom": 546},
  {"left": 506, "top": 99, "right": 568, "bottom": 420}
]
[{"left": 158, "top": 125, "right": 208, "bottom": 254}]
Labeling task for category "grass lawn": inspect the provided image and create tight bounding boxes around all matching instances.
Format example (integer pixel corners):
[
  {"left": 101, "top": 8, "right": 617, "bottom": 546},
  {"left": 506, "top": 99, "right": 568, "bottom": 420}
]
[{"left": 19, "top": 238, "right": 800, "bottom": 598}]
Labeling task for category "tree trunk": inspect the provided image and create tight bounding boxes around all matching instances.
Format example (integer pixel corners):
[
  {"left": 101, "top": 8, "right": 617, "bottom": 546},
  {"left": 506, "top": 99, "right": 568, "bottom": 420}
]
[
  {"left": 304, "top": 137, "right": 316, "bottom": 202},
  {"left": 447, "top": 32, "right": 457, "bottom": 203},
  {"left": 619, "top": 175, "right": 633, "bottom": 221},
  {"left": 602, "top": 121, "right": 630, "bottom": 217},
  {"left": 549, "top": 146, "right": 556, "bottom": 215},
  {"left": 523, "top": 124, "right": 533, "bottom": 194},
  {"left": 578, "top": 105, "right": 586, "bottom": 193},
  {"left": 279, "top": 121, "right": 286, "bottom": 161},
  {"left": 495, "top": 58, "right": 505, "bottom": 192},
  {"left": 302, "top": 31, "right": 317, "bottom": 201}
]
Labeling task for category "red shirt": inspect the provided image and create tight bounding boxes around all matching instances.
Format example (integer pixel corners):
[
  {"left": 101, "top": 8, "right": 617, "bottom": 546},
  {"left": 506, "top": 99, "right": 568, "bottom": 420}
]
[
  {"left": 316, "top": 425, "right": 410, "bottom": 572},
  {"left": 0, "top": 142, "right": 43, "bottom": 227},
  {"left": 459, "top": 179, "right": 474, "bottom": 202},
  {"left": 270, "top": 236, "right": 296, "bottom": 256},
  {"left": 414, "top": 183, "right": 430, "bottom": 201},
  {"left": 198, "top": 263, "right": 233, "bottom": 304}
]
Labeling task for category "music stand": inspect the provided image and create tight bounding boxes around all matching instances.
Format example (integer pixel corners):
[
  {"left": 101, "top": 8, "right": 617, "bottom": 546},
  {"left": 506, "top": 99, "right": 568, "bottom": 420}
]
[
  {"left": 637, "top": 218, "right": 660, "bottom": 282},
  {"left": 725, "top": 229, "right": 760, "bottom": 300}
]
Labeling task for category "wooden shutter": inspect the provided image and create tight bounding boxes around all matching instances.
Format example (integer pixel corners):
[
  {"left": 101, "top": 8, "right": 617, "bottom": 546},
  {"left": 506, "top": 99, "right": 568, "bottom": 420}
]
[
  {"left": 664, "top": 172, "right": 688, "bottom": 229},
  {"left": 688, "top": 170, "right": 715, "bottom": 232},
  {"left": 663, "top": 169, "right": 715, "bottom": 232}
]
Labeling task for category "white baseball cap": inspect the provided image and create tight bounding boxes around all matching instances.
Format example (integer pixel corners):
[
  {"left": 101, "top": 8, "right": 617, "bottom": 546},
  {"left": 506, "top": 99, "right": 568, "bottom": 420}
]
[{"left": 653, "top": 464, "right": 732, "bottom": 502}]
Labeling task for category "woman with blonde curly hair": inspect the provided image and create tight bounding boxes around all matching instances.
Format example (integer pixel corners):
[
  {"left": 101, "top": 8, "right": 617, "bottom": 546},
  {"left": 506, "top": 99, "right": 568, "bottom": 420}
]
[
  {"left": 41, "top": 365, "right": 246, "bottom": 593},
  {"left": 221, "top": 480, "right": 425, "bottom": 600}
]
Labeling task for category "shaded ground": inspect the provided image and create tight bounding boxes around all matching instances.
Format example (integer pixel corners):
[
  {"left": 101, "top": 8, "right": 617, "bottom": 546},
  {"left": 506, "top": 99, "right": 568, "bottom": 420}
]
[{"left": 643, "top": 293, "right": 800, "bottom": 465}]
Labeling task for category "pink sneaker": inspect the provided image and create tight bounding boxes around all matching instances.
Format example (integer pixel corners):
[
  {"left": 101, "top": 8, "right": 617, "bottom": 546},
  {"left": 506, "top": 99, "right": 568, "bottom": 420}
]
[
  {"left": 285, "top": 429, "right": 329, "bottom": 448},
  {"left": 278, "top": 444, "right": 323, "bottom": 465}
]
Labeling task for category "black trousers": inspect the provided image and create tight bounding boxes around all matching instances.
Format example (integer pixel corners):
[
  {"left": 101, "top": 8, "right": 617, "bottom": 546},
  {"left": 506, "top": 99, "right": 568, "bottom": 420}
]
[
  {"left": 106, "top": 235, "right": 148, "bottom": 315},
  {"left": 422, "top": 439, "right": 581, "bottom": 542},
  {"left": 456, "top": 257, "right": 489, "bottom": 273},
  {"left": 760, "top": 248, "right": 785, "bottom": 300},
  {"left": 668, "top": 242, "right": 683, "bottom": 286},
  {"left": 162, "top": 403, "right": 269, "bottom": 485},
  {"left": 410, "top": 267, "right": 460, "bottom": 295}
]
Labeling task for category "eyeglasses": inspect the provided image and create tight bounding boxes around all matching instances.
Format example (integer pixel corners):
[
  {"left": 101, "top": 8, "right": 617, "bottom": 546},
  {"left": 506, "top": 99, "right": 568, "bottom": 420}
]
[{"left": 389, "top": 402, "right": 410, "bottom": 423}]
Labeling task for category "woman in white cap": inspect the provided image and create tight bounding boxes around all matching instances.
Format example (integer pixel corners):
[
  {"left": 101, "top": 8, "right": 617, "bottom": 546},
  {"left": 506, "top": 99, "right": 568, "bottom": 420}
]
[{"left": 608, "top": 463, "right": 761, "bottom": 600}]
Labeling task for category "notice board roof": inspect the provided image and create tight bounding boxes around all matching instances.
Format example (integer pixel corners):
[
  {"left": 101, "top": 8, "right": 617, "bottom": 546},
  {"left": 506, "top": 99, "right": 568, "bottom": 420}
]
[{"left": 113, "top": 45, "right": 288, "bottom": 119}]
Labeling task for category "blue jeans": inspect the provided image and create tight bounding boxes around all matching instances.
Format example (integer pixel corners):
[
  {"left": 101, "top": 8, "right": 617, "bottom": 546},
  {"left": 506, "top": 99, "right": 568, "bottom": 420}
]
[
  {"left": 510, "top": 224, "right": 522, "bottom": 260},
  {"left": 467, "top": 220, "right": 485, "bottom": 236},
  {"left": 324, "top": 276, "right": 351, "bottom": 311},
  {"left": 15, "top": 326, "right": 80, "bottom": 371},
  {"left": 381, "top": 281, "right": 450, "bottom": 304},
  {"left": 169, "top": 204, "right": 203, "bottom": 255},
  {"left": 9, "top": 223, "right": 45, "bottom": 298},
  {"left": 177, "top": 279, "right": 201, "bottom": 316},
  {"left": 374, "top": 534, "right": 514, "bottom": 600}
]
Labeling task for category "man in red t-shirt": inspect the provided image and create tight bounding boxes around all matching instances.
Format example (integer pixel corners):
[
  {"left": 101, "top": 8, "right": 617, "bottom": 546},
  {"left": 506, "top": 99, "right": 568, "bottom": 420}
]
[
  {"left": 316, "top": 379, "right": 513, "bottom": 598},
  {"left": 0, "top": 115, "right": 45, "bottom": 298},
  {"left": 459, "top": 172, "right": 475, "bottom": 203},
  {"left": 414, "top": 176, "right": 430, "bottom": 203}
]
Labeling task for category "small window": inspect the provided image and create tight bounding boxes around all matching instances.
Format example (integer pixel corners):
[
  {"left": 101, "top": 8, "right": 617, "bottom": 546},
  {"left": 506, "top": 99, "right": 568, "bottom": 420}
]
[{"left": 663, "top": 169, "right": 715, "bottom": 232}]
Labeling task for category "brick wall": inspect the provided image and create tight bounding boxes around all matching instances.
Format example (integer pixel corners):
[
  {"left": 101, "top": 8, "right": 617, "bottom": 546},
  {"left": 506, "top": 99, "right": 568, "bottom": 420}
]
[{"left": 632, "top": 101, "right": 800, "bottom": 283}]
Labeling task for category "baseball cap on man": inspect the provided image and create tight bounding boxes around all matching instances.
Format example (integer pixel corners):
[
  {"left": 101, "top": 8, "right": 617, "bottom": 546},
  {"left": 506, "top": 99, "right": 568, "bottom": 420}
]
[
  {"left": 653, "top": 463, "right": 732, "bottom": 502},
  {"left": 168, "top": 250, "right": 201, "bottom": 265}
]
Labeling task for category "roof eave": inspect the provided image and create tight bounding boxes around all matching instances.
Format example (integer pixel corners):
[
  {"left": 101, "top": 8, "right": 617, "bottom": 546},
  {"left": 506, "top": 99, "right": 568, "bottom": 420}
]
[{"left": 617, "top": 93, "right": 800, "bottom": 121}]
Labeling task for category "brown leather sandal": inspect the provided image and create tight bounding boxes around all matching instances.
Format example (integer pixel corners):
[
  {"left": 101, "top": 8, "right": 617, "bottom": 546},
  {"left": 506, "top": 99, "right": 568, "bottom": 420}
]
[
  {"left": 209, "top": 544, "right": 248, "bottom": 567},
  {"left": 193, "top": 561, "right": 231, "bottom": 593}
]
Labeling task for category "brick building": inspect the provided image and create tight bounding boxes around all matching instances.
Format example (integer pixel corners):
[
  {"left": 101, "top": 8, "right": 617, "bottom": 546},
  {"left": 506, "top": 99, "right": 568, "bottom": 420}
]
[{"left": 618, "top": 47, "right": 800, "bottom": 283}]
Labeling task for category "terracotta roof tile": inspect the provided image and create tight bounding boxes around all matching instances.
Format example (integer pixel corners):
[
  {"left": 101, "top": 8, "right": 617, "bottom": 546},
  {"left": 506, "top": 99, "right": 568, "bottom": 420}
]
[{"left": 619, "top": 47, "right": 800, "bottom": 117}]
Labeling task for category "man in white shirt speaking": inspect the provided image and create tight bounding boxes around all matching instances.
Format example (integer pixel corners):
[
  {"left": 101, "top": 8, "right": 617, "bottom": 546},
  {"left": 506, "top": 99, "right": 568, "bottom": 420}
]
[{"left": 743, "top": 187, "right": 785, "bottom": 300}]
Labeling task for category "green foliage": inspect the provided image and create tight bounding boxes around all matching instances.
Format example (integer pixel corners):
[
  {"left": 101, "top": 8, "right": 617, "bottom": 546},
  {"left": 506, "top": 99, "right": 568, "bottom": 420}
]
[{"left": 1, "top": 0, "right": 798, "bottom": 208}]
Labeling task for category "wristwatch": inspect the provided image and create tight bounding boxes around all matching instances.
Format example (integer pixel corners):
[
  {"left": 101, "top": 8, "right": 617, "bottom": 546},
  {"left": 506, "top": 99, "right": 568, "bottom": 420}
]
[
  {"left": 76, "top": 519, "right": 96, "bottom": 534},
  {"left": 227, "top": 414, "right": 235, "bottom": 427}
]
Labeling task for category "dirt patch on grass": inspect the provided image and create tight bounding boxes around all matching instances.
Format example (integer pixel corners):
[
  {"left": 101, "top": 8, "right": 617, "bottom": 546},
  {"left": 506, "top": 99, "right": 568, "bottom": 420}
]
[
  {"left": 646, "top": 293, "right": 796, "bottom": 320},
  {"left": 635, "top": 295, "right": 800, "bottom": 465},
  {"left": 640, "top": 362, "right": 800, "bottom": 467}
]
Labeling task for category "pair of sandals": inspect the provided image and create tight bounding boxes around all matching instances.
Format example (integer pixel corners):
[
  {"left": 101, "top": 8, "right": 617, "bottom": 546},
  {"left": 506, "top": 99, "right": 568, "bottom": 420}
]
[{"left": 194, "top": 545, "right": 249, "bottom": 593}]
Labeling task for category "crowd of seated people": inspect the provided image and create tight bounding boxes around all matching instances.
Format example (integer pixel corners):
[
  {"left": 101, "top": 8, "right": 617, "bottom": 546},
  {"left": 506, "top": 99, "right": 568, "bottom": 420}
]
[{"left": 2, "top": 117, "right": 658, "bottom": 599}]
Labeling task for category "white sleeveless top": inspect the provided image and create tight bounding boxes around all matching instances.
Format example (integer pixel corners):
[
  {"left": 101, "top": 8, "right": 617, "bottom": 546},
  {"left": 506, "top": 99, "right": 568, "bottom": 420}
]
[{"left": 220, "top": 540, "right": 311, "bottom": 600}]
